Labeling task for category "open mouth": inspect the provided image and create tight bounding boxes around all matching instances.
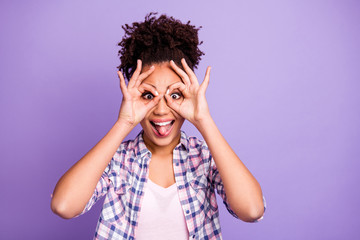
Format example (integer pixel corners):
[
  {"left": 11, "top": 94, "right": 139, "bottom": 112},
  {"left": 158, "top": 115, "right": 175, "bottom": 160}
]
[{"left": 150, "top": 120, "right": 175, "bottom": 137}]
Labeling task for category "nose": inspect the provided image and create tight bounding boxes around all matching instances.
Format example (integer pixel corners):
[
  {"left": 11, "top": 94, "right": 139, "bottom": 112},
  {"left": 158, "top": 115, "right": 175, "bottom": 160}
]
[{"left": 153, "top": 96, "right": 170, "bottom": 115}]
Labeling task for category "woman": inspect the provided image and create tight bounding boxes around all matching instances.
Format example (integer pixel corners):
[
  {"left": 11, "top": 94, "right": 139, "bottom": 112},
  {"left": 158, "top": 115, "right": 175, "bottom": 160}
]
[{"left": 51, "top": 12, "right": 265, "bottom": 240}]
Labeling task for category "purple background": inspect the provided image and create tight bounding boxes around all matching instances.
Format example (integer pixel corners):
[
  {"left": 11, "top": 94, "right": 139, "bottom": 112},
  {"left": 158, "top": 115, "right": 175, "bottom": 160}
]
[{"left": 1, "top": 0, "right": 359, "bottom": 239}]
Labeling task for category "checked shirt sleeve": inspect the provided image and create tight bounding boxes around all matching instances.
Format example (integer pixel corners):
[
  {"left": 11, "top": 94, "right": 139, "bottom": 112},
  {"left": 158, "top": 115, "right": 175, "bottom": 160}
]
[
  {"left": 74, "top": 152, "right": 119, "bottom": 218},
  {"left": 208, "top": 152, "right": 241, "bottom": 220}
]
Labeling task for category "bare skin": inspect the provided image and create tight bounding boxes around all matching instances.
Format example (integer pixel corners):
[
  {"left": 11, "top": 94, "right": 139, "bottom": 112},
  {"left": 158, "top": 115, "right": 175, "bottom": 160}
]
[
  {"left": 137, "top": 62, "right": 184, "bottom": 188},
  {"left": 51, "top": 59, "right": 265, "bottom": 222},
  {"left": 148, "top": 155, "right": 176, "bottom": 188},
  {"left": 50, "top": 60, "right": 161, "bottom": 219},
  {"left": 165, "top": 59, "right": 265, "bottom": 221}
]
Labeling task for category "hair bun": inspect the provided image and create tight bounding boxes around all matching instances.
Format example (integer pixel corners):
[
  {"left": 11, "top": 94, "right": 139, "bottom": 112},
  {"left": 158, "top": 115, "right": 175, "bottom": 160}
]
[{"left": 117, "top": 12, "right": 204, "bottom": 81}]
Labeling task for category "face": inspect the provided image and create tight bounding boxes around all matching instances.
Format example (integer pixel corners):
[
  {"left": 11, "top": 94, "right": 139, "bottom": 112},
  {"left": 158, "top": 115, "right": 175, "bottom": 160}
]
[{"left": 139, "top": 62, "right": 185, "bottom": 152}]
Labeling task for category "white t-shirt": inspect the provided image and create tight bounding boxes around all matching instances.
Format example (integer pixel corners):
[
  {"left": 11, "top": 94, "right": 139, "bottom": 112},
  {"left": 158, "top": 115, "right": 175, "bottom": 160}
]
[{"left": 135, "top": 178, "right": 189, "bottom": 240}]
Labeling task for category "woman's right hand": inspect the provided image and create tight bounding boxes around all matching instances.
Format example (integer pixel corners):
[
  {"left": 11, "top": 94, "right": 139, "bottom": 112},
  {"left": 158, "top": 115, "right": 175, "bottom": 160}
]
[{"left": 117, "top": 60, "right": 160, "bottom": 127}]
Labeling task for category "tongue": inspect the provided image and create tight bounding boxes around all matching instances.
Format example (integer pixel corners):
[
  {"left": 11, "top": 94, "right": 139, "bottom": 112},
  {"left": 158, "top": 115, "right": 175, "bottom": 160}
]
[{"left": 155, "top": 124, "right": 171, "bottom": 136}]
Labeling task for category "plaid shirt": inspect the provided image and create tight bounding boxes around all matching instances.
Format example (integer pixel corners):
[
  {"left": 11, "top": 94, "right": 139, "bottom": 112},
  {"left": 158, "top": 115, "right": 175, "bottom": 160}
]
[{"left": 77, "top": 130, "right": 265, "bottom": 239}]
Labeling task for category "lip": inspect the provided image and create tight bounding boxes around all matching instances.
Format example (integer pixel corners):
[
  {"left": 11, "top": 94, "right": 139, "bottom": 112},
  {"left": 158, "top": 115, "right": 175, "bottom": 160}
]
[
  {"left": 150, "top": 119, "right": 175, "bottom": 138},
  {"left": 150, "top": 119, "right": 174, "bottom": 123}
]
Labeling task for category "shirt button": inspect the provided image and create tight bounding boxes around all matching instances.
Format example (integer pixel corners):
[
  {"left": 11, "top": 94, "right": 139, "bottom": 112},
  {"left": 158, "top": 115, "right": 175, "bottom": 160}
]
[
  {"left": 179, "top": 185, "right": 183, "bottom": 189},
  {"left": 192, "top": 235, "right": 195, "bottom": 238},
  {"left": 176, "top": 162, "right": 179, "bottom": 166},
  {"left": 186, "top": 210, "right": 190, "bottom": 214}
]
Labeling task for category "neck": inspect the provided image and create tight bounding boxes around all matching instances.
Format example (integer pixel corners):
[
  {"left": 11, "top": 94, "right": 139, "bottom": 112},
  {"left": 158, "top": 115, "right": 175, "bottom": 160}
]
[{"left": 143, "top": 133, "right": 181, "bottom": 157}]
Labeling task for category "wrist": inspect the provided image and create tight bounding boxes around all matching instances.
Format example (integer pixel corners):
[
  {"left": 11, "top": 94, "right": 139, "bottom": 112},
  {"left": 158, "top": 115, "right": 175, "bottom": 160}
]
[
  {"left": 193, "top": 114, "right": 214, "bottom": 133},
  {"left": 115, "top": 118, "right": 137, "bottom": 131},
  {"left": 194, "top": 116, "right": 221, "bottom": 143}
]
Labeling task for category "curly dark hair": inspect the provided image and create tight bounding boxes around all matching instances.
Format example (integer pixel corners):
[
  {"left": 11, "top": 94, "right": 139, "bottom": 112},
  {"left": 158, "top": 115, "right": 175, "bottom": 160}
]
[{"left": 117, "top": 12, "right": 204, "bottom": 81}]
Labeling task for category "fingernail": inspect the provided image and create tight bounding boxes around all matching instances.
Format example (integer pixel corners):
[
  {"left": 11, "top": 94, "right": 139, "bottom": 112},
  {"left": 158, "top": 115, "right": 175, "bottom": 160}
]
[
  {"left": 170, "top": 60, "right": 174, "bottom": 64},
  {"left": 155, "top": 90, "right": 159, "bottom": 96},
  {"left": 150, "top": 65, "right": 155, "bottom": 69},
  {"left": 166, "top": 89, "right": 169, "bottom": 95}
]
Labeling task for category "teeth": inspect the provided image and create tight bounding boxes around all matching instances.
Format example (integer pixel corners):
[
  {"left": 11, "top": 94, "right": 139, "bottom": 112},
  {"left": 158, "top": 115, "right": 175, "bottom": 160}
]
[{"left": 153, "top": 121, "right": 172, "bottom": 126}]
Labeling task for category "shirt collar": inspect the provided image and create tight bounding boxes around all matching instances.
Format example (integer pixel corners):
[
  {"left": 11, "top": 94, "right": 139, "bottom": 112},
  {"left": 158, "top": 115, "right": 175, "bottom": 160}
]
[
  {"left": 178, "top": 130, "right": 190, "bottom": 152},
  {"left": 134, "top": 130, "right": 150, "bottom": 159}
]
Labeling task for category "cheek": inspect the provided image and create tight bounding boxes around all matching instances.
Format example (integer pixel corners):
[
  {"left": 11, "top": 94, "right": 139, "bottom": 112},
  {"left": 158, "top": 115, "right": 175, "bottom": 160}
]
[
  {"left": 139, "top": 117, "right": 149, "bottom": 129},
  {"left": 142, "top": 109, "right": 153, "bottom": 121},
  {"left": 139, "top": 121, "right": 145, "bottom": 130},
  {"left": 175, "top": 116, "right": 185, "bottom": 127},
  {"left": 170, "top": 109, "right": 182, "bottom": 119}
]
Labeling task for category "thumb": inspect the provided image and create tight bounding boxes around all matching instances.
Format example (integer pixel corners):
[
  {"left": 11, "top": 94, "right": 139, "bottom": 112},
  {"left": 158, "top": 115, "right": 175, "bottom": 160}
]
[
  {"left": 164, "top": 94, "right": 181, "bottom": 114},
  {"left": 144, "top": 95, "right": 161, "bottom": 112}
]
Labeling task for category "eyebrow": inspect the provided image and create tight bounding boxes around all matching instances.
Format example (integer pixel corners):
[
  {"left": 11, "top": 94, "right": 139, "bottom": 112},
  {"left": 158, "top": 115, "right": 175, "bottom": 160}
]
[{"left": 147, "top": 83, "right": 157, "bottom": 89}]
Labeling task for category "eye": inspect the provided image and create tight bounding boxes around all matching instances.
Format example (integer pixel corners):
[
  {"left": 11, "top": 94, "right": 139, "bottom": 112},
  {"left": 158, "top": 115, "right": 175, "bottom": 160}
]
[
  {"left": 142, "top": 92, "right": 154, "bottom": 100},
  {"left": 170, "top": 92, "right": 182, "bottom": 100}
]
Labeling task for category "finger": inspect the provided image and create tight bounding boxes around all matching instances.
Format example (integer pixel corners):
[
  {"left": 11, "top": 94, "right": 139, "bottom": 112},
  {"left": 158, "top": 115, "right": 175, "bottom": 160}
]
[
  {"left": 144, "top": 94, "right": 162, "bottom": 111},
  {"left": 167, "top": 81, "right": 186, "bottom": 92},
  {"left": 181, "top": 58, "right": 198, "bottom": 86},
  {"left": 117, "top": 71, "right": 128, "bottom": 94},
  {"left": 135, "top": 65, "right": 155, "bottom": 88},
  {"left": 199, "top": 66, "right": 211, "bottom": 95},
  {"left": 138, "top": 83, "right": 159, "bottom": 97},
  {"left": 169, "top": 60, "right": 191, "bottom": 86},
  {"left": 128, "top": 59, "right": 142, "bottom": 88},
  {"left": 166, "top": 81, "right": 188, "bottom": 98},
  {"left": 164, "top": 94, "right": 181, "bottom": 113}
]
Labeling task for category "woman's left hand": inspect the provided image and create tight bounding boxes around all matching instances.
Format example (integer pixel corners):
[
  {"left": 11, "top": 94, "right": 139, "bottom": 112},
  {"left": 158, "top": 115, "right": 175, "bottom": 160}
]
[{"left": 165, "top": 58, "right": 212, "bottom": 127}]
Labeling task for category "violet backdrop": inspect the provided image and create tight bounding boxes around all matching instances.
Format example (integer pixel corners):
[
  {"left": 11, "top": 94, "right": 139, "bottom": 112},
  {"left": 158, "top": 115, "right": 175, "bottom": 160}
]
[{"left": 1, "top": 0, "right": 359, "bottom": 239}]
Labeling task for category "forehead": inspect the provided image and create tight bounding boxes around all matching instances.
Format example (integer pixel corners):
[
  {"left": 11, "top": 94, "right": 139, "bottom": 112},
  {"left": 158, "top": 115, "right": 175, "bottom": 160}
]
[{"left": 141, "top": 63, "right": 181, "bottom": 89}]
